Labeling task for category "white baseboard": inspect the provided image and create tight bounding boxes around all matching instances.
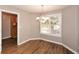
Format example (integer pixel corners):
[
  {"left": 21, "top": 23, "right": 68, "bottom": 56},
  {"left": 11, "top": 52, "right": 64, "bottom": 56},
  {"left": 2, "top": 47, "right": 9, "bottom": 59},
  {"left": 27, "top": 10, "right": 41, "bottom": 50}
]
[
  {"left": 2, "top": 36, "right": 11, "bottom": 39},
  {"left": 62, "top": 44, "right": 78, "bottom": 54},
  {"left": 18, "top": 38, "right": 38, "bottom": 45},
  {"left": 18, "top": 38, "right": 62, "bottom": 45},
  {"left": 18, "top": 37, "right": 78, "bottom": 54},
  {"left": 38, "top": 38, "right": 62, "bottom": 45}
]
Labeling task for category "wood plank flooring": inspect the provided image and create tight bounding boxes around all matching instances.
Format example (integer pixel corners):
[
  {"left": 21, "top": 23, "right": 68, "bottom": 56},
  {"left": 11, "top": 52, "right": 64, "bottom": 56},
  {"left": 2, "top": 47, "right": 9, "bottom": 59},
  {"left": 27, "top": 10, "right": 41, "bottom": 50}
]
[{"left": 1, "top": 38, "right": 73, "bottom": 54}]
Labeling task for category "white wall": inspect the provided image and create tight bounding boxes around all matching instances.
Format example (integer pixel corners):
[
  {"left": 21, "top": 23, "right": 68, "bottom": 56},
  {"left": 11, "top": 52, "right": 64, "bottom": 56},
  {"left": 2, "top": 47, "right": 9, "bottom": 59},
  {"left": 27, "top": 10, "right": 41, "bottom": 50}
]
[
  {"left": 29, "top": 14, "right": 40, "bottom": 38},
  {"left": 78, "top": 6, "right": 79, "bottom": 53},
  {"left": 18, "top": 12, "right": 40, "bottom": 43},
  {"left": 0, "top": 11, "right": 2, "bottom": 52},
  {"left": 2, "top": 13, "right": 11, "bottom": 39},
  {"left": 0, "top": 5, "right": 40, "bottom": 51},
  {"left": 62, "top": 6, "right": 78, "bottom": 52}
]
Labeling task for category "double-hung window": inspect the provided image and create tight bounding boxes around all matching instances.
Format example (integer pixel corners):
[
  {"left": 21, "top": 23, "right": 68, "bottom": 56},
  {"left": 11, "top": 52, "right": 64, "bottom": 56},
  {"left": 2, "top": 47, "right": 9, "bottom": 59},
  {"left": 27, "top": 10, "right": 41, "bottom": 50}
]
[{"left": 40, "top": 13, "right": 62, "bottom": 37}]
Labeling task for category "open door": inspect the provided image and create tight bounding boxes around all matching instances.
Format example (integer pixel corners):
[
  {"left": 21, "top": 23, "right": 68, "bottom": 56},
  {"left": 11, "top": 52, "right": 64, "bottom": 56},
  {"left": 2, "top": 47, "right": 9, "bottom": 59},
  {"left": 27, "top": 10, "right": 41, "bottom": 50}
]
[{"left": 10, "top": 14, "right": 17, "bottom": 38}]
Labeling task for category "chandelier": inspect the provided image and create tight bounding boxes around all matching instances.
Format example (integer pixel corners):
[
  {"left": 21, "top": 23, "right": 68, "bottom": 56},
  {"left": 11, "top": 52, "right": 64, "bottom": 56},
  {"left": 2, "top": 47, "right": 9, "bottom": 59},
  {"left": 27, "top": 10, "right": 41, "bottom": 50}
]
[{"left": 36, "top": 5, "right": 49, "bottom": 23}]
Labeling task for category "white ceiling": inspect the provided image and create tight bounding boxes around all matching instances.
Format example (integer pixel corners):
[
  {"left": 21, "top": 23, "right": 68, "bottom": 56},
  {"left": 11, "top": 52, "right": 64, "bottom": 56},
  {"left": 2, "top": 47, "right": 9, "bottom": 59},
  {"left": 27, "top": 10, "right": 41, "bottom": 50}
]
[{"left": 12, "top": 5, "right": 68, "bottom": 13}]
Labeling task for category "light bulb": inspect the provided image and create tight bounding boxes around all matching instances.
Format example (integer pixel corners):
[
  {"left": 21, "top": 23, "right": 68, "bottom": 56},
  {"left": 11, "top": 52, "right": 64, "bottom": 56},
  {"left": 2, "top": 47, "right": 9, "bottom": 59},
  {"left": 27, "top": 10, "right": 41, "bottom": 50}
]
[
  {"left": 45, "top": 17, "right": 49, "bottom": 20},
  {"left": 36, "top": 17, "right": 40, "bottom": 20},
  {"left": 41, "top": 16, "right": 45, "bottom": 19}
]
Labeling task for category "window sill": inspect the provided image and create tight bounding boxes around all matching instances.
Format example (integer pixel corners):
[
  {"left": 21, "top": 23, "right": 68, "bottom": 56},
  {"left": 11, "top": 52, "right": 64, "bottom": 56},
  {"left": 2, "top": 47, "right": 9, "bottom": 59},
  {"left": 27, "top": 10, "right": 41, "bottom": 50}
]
[{"left": 40, "top": 32, "right": 61, "bottom": 37}]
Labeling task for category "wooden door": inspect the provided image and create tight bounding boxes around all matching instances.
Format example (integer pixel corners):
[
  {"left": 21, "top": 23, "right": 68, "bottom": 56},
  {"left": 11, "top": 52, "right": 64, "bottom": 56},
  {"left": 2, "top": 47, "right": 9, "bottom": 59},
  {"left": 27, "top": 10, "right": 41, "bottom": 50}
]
[{"left": 11, "top": 14, "right": 17, "bottom": 38}]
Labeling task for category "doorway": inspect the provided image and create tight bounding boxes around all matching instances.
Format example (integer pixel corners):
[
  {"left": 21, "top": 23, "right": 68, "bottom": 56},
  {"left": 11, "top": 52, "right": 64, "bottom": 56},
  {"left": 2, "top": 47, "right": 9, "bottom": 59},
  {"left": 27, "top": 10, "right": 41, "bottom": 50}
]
[{"left": 2, "top": 12, "right": 17, "bottom": 51}]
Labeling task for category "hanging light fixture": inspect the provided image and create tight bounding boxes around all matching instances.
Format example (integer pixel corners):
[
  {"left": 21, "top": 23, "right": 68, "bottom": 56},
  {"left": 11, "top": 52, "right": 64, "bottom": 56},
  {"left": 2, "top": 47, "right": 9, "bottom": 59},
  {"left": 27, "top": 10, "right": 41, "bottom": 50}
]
[{"left": 36, "top": 5, "right": 49, "bottom": 23}]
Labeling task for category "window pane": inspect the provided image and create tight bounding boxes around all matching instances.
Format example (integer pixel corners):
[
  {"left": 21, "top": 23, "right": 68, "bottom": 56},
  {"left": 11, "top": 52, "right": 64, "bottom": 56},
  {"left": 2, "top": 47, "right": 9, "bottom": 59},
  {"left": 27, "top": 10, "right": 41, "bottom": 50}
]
[
  {"left": 40, "top": 20, "right": 50, "bottom": 33},
  {"left": 50, "top": 16, "right": 61, "bottom": 34},
  {"left": 40, "top": 13, "right": 62, "bottom": 37}
]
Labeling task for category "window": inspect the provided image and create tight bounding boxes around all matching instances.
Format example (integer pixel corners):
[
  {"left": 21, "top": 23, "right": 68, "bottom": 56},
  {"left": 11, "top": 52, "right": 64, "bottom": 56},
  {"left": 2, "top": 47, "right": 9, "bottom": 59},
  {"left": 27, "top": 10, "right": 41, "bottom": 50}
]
[{"left": 40, "top": 13, "right": 62, "bottom": 37}]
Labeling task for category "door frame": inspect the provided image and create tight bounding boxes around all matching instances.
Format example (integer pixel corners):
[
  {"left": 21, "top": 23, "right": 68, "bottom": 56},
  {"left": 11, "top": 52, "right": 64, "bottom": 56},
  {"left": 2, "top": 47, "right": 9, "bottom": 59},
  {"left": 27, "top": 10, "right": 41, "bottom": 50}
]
[{"left": 0, "top": 9, "right": 20, "bottom": 52}]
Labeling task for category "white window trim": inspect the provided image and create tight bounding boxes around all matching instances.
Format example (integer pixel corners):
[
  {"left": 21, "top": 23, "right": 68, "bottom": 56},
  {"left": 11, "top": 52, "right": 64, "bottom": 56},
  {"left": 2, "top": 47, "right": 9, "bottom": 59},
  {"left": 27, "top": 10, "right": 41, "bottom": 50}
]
[
  {"left": 40, "top": 13, "right": 62, "bottom": 37},
  {"left": 40, "top": 31, "right": 61, "bottom": 37}
]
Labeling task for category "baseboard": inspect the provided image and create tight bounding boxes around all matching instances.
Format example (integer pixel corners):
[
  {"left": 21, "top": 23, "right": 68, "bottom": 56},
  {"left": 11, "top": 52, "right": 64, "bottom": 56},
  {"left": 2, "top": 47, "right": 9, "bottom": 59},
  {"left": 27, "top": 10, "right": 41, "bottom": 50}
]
[
  {"left": 18, "top": 37, "right": 78, "bottom": 54},
  {"left": 62, "top": 44, "right": 78, "bottom": 54},
  {"left": 18, "top": 38, "right": 62, "bottom": 45},
  {"left": 18, "top": 38, "right": 38, "bottom": 45},
  {"left": 2, "top": 36, "right": 11, "bottom": 39},
  {"left": 38, "top": 38, "right": 62, "bottom": 45}
]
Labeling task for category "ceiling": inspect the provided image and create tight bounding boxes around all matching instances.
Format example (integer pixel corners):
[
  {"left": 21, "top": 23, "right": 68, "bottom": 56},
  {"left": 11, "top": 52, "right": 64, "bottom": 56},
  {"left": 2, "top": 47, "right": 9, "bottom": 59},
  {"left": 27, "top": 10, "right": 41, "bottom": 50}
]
[{"left": 12, "top": 5, "right": 68, "bottom": 13}]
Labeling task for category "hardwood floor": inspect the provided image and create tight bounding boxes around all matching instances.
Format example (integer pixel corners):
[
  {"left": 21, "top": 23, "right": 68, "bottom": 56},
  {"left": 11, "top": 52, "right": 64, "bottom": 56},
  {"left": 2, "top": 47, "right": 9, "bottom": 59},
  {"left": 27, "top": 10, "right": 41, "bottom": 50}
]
[{"left": 1, "top": 38, "right": 73, "bottom": 54}]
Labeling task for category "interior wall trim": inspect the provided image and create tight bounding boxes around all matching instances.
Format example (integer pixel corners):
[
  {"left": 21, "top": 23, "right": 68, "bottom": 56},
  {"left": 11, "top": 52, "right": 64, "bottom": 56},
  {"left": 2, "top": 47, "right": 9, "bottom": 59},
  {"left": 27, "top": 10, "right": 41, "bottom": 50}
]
[
  {"left": 18, "top": 37, "right": 78, "bottom": 54},
  {"left": 62, "top": 43, "right": 78, "bottom": 54},
  {"left": 18, "top": 38, "right": 39, "bottom": 45},
  {"left": 0, "top": 45, "right": 1, "bottom": 54},
  {"left": 2, "top": 36, "right": 11, "bottom": 39}
]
